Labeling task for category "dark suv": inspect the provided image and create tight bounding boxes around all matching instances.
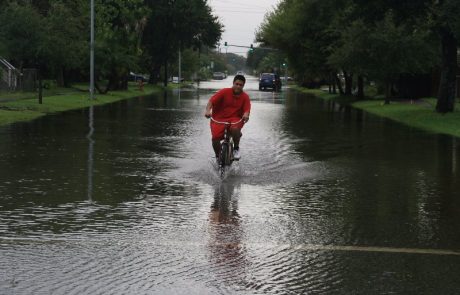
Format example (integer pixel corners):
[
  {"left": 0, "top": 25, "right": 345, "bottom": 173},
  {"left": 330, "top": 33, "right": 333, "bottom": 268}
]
[{"left": 259, "top": 73, "right": 282, "bottom": 91}]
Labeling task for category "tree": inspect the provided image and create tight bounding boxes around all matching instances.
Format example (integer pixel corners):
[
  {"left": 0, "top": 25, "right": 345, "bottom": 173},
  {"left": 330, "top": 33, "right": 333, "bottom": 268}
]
[
  {"left": 0, "top": 2, "right": 45, "bottom": 69},
  {"left": 258, "top": 0, "right": 441, "bottom": 101},
  {"left": 257, "top": 0, "right": 343, "bottom": 87},
  {"left": 43, "top": 1, "right": 87, "bottom": 86},
  {"left": 93, "top": 0, "right": 148, "bottom": 93},
  {"left": 142, "top": 0, "right": 222, "bottom": 86},
  {"left": 246, "top": 48, "right": 270, "bottom": 73},
  {"left": 368, "top": 12, "right": 438, "bottom": 103},
  {"left": 431, "top": 0, "right": 460, "bottom": 113}
]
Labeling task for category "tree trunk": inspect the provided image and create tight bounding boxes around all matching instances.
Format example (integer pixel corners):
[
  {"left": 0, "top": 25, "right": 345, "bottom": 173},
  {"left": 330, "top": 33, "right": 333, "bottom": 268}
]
[
  {"left": 344, "top": 71, "right": 353, "bottom": 96},
  {"left": 335, "top": 73, "right": 344, "bottom": 95},
  {"left": 121, "top": 75, "right": 128, "bottom": 90},
  {"left": 384, "top": 77, "right": 391, "bottom": 105},
  {"left": 163, "top": 60, "right": 168, "bottom": 87},
  {"left": 436, "top": 27, "right": 457, "bottom": 113},
  {"left": 63, "top": 67, "right": 71, "bottom": 88},
  {"left": 357, "top": 75, "right": 364, "bottom": 100},
  {"left": 95, "top": 82, "right": 108, "bottom": 94},
  {"left": 57, "top": 66, "right": 65, "bottom": 87},
  {"left": 328, "top": 73, "right": 333, "bottom": 93},
  {"left": 106, "top": 70, "right": 128, "bottom": 91},
  {"left": 332, "top": 73, "right": 337, "bottom": 94},
  {"left": 149, "top": 65, "right": 161, "bottom": 84},
  {"left": 38, "top": 69, "right": 43, "bottom": 105}
]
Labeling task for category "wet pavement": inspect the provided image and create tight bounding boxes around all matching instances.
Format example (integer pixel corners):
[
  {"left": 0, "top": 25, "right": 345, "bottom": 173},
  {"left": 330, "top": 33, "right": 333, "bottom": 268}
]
[{"left": 1, "top": 76, "right": 460, "bottom": 294}]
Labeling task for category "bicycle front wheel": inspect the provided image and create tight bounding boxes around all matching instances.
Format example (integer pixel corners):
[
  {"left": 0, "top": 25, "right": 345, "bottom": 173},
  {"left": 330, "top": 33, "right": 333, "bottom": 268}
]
[
  {"left": 226, "top": 142, "right": 234, "bottom": 165},
  {"left": 220, "top": 143, "right": 228, "bottom": 166}
]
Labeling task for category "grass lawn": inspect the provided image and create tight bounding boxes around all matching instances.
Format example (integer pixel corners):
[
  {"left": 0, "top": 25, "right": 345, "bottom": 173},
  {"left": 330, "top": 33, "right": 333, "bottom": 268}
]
[
  {"left": 296, "top": 86, "right": 460, "bottom": 138},
  {"left": 0, "top": 83, "right": 165, "bottom": 126}
]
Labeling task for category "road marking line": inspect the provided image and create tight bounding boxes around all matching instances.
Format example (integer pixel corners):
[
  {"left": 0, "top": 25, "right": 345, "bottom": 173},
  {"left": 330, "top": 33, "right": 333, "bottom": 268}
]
[
  {"left": 289, "top": 244, "right": 460, "bottom": 256},
  {"left": 1, "top": 238, "right": 459, "bottom": 256}
]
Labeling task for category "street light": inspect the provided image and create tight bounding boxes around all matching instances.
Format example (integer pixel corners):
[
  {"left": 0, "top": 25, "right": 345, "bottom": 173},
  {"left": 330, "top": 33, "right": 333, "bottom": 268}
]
[
  {"left": 283, "top": 62, "right": 288, "bottom": 83},
  {"left": 90, "top": 0, "right": 95, "bottom": 100}
]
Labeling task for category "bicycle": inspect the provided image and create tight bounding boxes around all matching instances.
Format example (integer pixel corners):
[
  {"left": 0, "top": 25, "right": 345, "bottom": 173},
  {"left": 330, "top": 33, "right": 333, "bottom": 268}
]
[{"left": 210, "top": 117, "right": 243, "bottom": 178}]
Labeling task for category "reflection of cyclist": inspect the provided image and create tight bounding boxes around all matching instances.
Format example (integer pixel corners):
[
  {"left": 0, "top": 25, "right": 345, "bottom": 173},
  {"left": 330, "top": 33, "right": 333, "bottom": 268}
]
[
  {"left": 204, "top": 75, "right": 251, "bottom": 160},
  {"left": 208, "top": 183, "right": 246, "bottom": 284}
]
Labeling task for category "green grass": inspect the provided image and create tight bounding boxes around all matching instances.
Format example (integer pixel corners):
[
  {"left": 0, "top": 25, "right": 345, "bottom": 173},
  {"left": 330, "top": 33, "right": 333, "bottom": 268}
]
[
  {"left": 353, "top": 99, "right": 460, "bottom": 137},
  {"left": 0, "top": 83, "right": 164, "bottom": 126},
  {"left": 291, "top": 85, "right": 338, "bottom": 100},
  {"left": 0, "top": 84, "right": 88, "bottom": 102},
  {"left": 296, "top": 86, "right": 460, "bottom": 138}
]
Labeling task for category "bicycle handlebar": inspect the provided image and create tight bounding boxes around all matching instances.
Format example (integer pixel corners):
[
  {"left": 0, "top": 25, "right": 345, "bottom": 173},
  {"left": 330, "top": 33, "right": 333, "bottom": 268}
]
[{"left": 209, "top": 117, "right": 244, "bottom": 125}]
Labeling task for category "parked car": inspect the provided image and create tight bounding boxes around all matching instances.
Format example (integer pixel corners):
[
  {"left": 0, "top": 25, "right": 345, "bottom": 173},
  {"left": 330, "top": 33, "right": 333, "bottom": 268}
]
[
  {"left": 129, "top": 72, "right": 149, "bottom": 82},
  {"left": 280, "top": 76, "right": 293, "bottom": 82},
  {"left": 259, "top": 73, "right": 282, "bottom": 91},
  {"left": 212, "top": 72, "right": 226, "bottom": 80},
  {"left": 170, "top": 76, "right": 185, "bottom": 83}
]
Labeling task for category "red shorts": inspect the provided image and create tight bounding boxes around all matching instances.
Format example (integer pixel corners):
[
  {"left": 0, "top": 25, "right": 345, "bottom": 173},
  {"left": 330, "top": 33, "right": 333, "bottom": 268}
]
[{"left": 210, "top": 120, "right": 244, "bottom": 141}]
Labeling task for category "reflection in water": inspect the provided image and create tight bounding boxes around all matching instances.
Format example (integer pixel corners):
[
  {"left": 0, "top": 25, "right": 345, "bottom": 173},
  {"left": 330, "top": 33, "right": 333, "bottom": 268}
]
[
  {"left": 2, "top": 85, "right": 460, "bottom": 294},
  {"left": 209, "top": 182, "right": 240, "bottom": 225},
  {"left": 87, "top": 106, "right": 95, "bottom": 202},
  {"left": 208, "top": 182, "right": 247, "bottom": 288},
  {"left": 163, "top": 89, "right": 168, "bottom": 105}
]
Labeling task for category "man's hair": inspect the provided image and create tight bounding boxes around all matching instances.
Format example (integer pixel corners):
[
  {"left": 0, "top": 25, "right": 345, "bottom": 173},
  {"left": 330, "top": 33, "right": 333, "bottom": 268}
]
[{"left": 233, "top": 75, "right": 246, "bottom": 84}]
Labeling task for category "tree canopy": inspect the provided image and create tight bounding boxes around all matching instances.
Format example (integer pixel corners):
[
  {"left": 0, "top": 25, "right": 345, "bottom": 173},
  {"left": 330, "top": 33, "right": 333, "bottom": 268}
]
[
  {"left": 257, "top": 0, "right": 458, "bottom": 112},
  {"left": 0, "top": 0, "right": 223, "bottom": 91}
]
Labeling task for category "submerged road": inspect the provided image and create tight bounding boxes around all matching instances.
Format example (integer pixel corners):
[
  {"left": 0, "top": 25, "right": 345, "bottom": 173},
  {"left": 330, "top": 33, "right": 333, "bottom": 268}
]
[{"left": 1, "top": 76, "right": 460, "bottom": 294}]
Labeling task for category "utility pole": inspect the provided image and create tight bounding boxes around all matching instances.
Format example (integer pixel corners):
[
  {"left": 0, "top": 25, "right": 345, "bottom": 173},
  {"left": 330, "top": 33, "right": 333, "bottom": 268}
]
[
  {"left": 283, "top": 63, "right": 288, "bottom": 83},
  {"left": 178, "top": 47, "right": 181, "bottom": 85},
  {"left": 89, "top": 0, "right": 95, "bottom": 100}
]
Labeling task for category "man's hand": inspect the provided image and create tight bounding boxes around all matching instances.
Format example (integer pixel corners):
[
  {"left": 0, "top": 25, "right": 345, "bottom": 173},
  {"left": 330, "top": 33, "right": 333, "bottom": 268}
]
[
  {"left": 204, "top": 109, "right": 212, "bottom": 118},
  {"left": 242, "top": 113, "right": 250, "bottom": 123}
]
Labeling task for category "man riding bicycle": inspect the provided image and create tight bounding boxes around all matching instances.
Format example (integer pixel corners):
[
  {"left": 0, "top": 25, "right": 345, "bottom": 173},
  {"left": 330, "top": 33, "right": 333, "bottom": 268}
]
[{"left": 204, "top": 74, "right": 251, "bottom": 161}]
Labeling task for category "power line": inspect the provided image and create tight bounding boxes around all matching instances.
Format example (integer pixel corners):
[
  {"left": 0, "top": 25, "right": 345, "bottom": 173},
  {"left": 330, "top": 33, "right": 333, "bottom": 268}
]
[
  {"left": 210, "top": 0, "right": 269, "bottom": 9},
  {"left": 211, "top": 3, "right": 268, "bottom": 9},
  {"left": 213, "top": 9, "right": 267, "bottom": 14}
]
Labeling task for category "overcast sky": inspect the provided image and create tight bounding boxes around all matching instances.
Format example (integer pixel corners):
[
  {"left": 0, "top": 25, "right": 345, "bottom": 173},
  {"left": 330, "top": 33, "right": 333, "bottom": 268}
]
[{"left": 208, "top": 0, "right": 280, "bottom": 56}]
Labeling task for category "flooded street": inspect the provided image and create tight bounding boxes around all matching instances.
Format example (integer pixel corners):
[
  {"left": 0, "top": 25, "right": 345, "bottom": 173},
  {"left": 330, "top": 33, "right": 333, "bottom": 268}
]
[{"left": 1, "top": 76, "right": 460, "bottom": 294}]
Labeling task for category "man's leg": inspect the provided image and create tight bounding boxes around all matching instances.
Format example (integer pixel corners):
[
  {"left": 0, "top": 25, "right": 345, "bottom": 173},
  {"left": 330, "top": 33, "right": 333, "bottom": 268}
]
[
  {"left": 230, "top": 128, "right": 242, "bottom": 149},
  {"left": 212, "top": 139, "right": 220, "bottom": 157}
]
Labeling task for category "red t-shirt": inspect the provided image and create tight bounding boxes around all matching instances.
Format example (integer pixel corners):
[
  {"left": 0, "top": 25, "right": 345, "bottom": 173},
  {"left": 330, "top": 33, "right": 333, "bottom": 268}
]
[{"left": 209, "top": 88, "right": 251, "bottom": 122}]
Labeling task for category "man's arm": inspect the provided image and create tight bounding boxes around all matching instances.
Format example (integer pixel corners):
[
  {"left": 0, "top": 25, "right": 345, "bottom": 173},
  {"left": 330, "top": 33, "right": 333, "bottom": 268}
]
[
  {"left": 242, "top": 95, "right": 251, "bottom": 123},
  {"left": 242, "top": 112, "right": 250, "bottom": 123},
  {"left": 205, "top": 89, "right": 225, "bottom": 118},
  {"left": 204, "top": 100, "right": 213, "bottom": 118}
]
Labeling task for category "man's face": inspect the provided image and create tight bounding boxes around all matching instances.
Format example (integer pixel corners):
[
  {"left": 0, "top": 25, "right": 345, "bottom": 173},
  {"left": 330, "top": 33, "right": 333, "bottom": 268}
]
[{"left": 232, "top": 79, "right": 245, "bottom": 94}]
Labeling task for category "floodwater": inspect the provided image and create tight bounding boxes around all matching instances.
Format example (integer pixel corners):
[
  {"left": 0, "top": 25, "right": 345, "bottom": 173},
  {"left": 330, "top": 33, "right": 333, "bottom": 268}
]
[{"left": 1, "top": 76, "right": 460, "bottom": 294}]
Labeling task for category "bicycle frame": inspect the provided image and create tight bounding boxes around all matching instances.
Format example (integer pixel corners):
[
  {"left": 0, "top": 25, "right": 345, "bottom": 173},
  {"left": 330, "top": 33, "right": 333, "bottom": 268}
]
[{"left": 210, "top": 117, "right": 243, "bottom": 173}]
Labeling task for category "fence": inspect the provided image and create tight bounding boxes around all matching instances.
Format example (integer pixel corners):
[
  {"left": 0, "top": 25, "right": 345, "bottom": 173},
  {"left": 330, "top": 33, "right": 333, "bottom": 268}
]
[
  {"left": 0, "top": 58, "right": 38, "bottom": 92},
  {"left": 0, "top": 57, "right": 20, "bottom": 91}
]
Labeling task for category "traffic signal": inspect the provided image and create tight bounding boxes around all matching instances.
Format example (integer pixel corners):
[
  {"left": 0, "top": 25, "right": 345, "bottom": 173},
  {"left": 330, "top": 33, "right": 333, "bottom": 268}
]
[
  {"left": 250, "top": 44, "right": 254, "bottom": 51},
  {"left": 224, "top": 41, "right": 228, "bottom": 46}
]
